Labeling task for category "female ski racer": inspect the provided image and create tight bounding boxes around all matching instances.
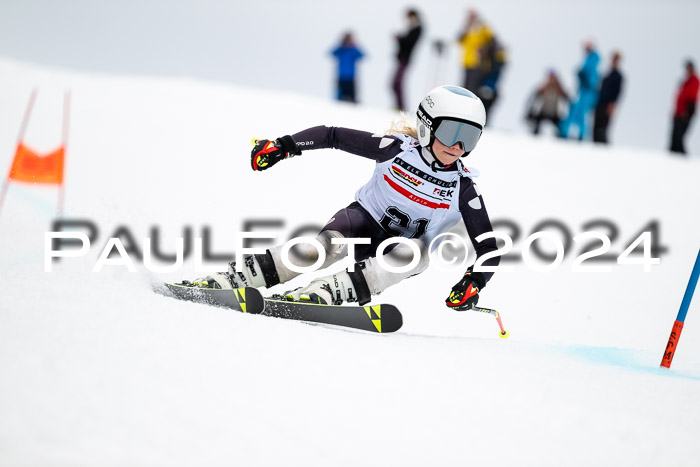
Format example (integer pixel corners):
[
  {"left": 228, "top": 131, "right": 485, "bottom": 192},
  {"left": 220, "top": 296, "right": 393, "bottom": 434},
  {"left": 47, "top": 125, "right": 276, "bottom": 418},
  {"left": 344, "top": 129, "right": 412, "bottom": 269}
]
[{"left": 196, "top": 85, "right": 499, "bottom": 311}]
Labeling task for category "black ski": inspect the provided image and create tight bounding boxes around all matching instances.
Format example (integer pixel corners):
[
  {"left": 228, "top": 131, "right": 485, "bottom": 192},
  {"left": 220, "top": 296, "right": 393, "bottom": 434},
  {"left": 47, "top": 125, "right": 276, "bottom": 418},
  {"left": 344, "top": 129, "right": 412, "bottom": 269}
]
[
  {"left": 161, "top": 282, "right": 265, "bottom": 314},
  {"left": 262, "top": 298, "right": 403, "bottom": 333},
  {"left": 157, "top": 282, "right": 402, "bottom": 333}
]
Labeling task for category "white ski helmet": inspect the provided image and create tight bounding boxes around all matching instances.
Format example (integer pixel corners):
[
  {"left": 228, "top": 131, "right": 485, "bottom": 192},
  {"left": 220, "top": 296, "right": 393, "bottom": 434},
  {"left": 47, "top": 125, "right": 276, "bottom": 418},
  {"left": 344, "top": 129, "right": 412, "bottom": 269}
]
[{"left": 416, "top": 85, "right": 486, "bottom": 157}]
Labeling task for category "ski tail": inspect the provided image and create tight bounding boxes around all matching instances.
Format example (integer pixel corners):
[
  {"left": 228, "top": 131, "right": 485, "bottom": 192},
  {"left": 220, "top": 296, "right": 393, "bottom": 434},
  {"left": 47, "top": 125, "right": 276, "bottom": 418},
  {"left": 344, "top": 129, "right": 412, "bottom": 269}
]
[{"left": 162, "top": 283, "right": 265, "bottom": 314}]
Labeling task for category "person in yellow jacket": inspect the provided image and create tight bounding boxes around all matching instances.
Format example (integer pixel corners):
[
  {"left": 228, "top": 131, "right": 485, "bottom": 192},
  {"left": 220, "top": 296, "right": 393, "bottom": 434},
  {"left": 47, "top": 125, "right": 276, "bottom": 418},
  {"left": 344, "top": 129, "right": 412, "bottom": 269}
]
[{"left": 457, "top": 10, "right": 493, "bottom": 95}]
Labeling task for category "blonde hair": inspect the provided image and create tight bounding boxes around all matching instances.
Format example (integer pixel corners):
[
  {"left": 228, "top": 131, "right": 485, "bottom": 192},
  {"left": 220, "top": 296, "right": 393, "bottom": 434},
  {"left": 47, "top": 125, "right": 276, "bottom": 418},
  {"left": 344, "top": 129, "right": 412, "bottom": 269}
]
[{"left": 386, "top": 113, "right": 418, "bottom": 139}]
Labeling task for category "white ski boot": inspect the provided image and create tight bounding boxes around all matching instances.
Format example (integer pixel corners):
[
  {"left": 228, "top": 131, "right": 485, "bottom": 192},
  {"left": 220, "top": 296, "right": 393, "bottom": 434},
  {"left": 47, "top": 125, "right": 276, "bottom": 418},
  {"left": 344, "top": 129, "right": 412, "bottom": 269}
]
[
  {"left": 285, "top": 271, "right": 359, "bottom": 305},
  {"left": 191, "top": 261, "right": 251, "bottom": 290}
]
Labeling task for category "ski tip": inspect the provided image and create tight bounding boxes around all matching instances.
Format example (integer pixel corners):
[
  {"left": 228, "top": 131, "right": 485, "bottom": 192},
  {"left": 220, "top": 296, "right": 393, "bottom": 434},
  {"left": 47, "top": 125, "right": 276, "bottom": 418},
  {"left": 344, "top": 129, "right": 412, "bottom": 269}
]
[{"left": 364, "top": 304, "right": 403, "bottom": 333}]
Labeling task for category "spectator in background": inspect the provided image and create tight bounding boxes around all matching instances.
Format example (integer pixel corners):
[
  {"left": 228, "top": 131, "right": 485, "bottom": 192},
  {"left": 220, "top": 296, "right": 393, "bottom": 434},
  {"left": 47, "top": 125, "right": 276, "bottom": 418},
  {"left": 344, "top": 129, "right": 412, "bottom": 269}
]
[
  {"left": 457, "top": 10, "right": 493, "bottom": 95},
  {"left": 559, "top": 41, "right": 600, "bottom": 140},
  {"left": 391, "top": 8, "right": 422, "bottom": 111},
  {"left": 331, "top": 32, "right": 364, "bottom": 103},
  {"left": 593, "top": 51, "right": 624, "bottom": 144},
  {"left": 478, "top": 37, "right": 507, "bottom": 120},
  {"left": 525, "top": 70, "right": 570, "bottom": 135},
  {"left": 670, "top": 60, "right": 699, "bottom": 154},
  {"left": 427, "top": 40, "right": 448, "bottom": 89}
]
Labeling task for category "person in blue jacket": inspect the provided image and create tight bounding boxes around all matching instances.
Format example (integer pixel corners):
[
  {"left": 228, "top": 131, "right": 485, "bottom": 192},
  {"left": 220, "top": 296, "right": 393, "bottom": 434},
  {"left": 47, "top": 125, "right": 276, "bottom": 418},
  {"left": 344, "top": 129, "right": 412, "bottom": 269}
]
[
  {"left": 331, "top": 32, "right": 364, "bottom": 103},
  {"left": 559, "top": 41, "right": 600, "bottom": 140}
]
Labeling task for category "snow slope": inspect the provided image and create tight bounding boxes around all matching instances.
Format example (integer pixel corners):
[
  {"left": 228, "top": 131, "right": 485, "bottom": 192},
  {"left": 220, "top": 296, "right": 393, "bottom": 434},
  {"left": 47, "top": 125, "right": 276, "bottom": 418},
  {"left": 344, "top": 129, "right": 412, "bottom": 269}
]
[{"left": 1, "top": 57, "right": 700, "bottom": 466}]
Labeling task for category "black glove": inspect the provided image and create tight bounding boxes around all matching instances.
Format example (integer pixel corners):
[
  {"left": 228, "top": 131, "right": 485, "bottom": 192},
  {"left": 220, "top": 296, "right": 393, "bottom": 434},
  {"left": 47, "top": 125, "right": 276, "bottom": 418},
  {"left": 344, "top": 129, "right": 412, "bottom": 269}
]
[
  {"left": 250, "top": 135, "right": 301, "bottom": 171},
  {"left": 445, "top": 270, "right": 486, "bottom": 311}
]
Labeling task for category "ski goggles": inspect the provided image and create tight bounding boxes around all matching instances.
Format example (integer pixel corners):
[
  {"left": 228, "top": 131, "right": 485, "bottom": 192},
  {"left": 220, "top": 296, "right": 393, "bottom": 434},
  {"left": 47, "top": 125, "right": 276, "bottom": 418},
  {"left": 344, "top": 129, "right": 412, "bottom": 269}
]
[{"left": 433, "top": 118, "right": 483, "bottom": 153}]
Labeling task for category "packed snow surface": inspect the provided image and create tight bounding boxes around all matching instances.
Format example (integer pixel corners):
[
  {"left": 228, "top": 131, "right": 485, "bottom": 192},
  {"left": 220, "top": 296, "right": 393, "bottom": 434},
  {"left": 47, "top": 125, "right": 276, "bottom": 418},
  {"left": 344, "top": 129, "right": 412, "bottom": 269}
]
[{"left": 1, "top": 58, "right": 700, "bottom": 466}]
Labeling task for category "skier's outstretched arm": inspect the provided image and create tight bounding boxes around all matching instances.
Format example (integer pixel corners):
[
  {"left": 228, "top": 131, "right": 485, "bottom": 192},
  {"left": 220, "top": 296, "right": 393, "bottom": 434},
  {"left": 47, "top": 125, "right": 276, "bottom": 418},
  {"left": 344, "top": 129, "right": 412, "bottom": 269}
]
[
  {"left": 250, "top": 126, "right": 403, "bottom": 171},
  {"left": 445, "top": 180, "right": 499, "bottom": 311}
]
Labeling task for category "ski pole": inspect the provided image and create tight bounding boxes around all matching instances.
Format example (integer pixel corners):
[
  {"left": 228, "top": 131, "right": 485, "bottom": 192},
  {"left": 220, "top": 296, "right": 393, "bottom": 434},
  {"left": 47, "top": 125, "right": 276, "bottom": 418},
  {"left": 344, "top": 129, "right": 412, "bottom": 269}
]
[{"left": 472, "top": 306, "right": 510, "bottom": 338}]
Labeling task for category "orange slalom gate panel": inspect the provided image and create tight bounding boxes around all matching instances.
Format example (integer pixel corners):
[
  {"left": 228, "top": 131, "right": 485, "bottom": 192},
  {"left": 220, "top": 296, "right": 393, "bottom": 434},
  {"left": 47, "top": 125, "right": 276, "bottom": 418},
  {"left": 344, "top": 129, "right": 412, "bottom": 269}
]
[{"left": 8, "top": 143, "right": 65, "bottom": 185}]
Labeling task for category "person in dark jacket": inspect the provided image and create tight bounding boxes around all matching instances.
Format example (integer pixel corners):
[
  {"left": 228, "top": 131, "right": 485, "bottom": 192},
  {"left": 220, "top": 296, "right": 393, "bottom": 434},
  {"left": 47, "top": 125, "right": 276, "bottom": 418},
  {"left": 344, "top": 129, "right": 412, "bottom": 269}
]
[
  {"left": 391, "top": 8, "right": 422, "bottom": 111},
  {"left": 670, "top": 60, "right": 699, "bottom": 154},
  {"left": 331, "top": 32, "right": 364, "bottom": 103},
  {"left": 478, "top": 36, "right": 507, "bottom": 121},
  {"left": 593, "top": 51, "right": 624, "bottom": 143}
]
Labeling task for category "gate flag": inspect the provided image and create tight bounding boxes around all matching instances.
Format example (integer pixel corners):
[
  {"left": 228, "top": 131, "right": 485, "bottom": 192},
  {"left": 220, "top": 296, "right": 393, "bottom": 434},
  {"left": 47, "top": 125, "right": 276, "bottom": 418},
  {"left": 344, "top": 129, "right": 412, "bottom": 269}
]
[
  {"left": 0, "top": 89, "right": 70, "bottom": 219},
  {"left": 9, "top": 143, "right": 65, "bottom": 185}
]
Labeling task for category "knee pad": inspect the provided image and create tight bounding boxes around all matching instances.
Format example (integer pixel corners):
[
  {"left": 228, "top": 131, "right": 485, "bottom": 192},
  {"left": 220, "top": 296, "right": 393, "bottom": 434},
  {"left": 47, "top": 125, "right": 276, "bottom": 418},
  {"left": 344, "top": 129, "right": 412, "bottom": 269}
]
[{"left": 317, "top": 230, "right": 347, "bottom": 264}]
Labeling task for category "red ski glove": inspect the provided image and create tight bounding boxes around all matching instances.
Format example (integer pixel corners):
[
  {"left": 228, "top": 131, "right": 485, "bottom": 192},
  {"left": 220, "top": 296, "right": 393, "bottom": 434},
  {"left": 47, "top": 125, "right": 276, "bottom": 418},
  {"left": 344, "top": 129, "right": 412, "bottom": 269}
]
[
  {"left": 250, "top": 135, "right": 301, "bottom": 171},
  {"left": 445, "top": 271, "right": 485, "bottom": 311}
]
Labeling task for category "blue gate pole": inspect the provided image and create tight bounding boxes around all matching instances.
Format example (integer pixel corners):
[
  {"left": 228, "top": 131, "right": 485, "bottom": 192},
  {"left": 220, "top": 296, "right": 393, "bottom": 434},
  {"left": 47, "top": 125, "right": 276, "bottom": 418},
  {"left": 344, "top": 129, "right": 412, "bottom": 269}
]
[{"left": 661, "top": 249, "right": 700, "bottom": 368}]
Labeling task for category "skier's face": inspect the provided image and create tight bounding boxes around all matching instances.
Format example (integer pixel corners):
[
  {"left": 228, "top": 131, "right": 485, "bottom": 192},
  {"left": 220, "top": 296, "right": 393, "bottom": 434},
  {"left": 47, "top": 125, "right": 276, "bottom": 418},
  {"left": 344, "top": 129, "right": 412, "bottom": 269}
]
[{"left": 432, "top": 137, "right": 465, "bottom": 166}]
